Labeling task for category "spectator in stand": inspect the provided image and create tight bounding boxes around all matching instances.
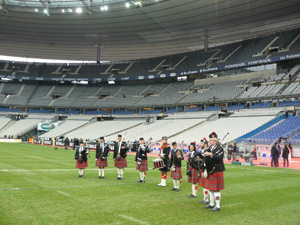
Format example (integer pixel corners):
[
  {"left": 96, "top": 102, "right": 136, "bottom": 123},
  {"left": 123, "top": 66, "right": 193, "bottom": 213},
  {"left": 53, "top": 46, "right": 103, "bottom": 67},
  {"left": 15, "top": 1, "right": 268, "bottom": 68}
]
[
  {"left": 282, "top": 144, "right": 290, "bottom": 167},
  {"left": 251, "top": 147, "right": 257, "bottom": 160},
  {"left": 227, "top": 143, "right": 233, "bottom": 160},
  {"left": 64, "top": 137, "right": 70, "bottom": 150},
  {"left": 271, "top": 142, "right": 279, "bottom": 167}
]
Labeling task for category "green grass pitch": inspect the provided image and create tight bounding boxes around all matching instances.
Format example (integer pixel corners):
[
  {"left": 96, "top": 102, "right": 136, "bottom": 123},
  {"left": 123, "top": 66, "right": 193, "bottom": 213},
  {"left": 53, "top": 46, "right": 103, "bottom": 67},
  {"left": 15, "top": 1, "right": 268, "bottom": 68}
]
[{"left": 1, "top": 142, "right": 300, "bottom": 225}]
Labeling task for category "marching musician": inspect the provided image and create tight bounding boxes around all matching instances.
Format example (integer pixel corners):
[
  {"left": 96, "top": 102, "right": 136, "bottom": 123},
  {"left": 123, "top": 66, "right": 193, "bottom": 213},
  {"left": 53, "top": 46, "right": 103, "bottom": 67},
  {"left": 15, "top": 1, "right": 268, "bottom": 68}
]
[
  {"left": 113, "top": 134, "right": 128, "bottom": 180},
  {"left": 203, "top": 132, "right": 225, "bottom": 212},
  {"left": 74, "top": 141, "right": 89, "bottom": 177},
  {"left": 157, "top": 136, "right": 170, "bottom": 187},
  {"left": 95, "top": 137, "right": 110, "bottom": 179},
  {"left": 135, "top": 137, "right": 150, "bottom": 183},
  {"left": 169, "top": 142, "right": 184, "bottom": 192},
  {"left": 198, "top": 138, "right": 210, "bottom": 205},
  {"left": 187, "top": 142, "right": 199, "bottom": 198}
]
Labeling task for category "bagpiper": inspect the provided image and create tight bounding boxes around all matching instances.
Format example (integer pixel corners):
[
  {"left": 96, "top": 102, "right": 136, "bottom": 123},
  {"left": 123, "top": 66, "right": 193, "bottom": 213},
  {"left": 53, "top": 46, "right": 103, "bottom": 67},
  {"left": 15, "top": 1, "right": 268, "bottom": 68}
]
[
  {"left": 203, "top": 132, "right": 225, "bottom": 212},
  {"left": 95, "top": 137, "right": 110, "bottom": 179},
  {"left": 157, "top": 136, "right": 170, "bottom": 187},
  {"left": 169, "top": 142, "right": 184, "bottom": 192},
  {"left": 74, "top": 140, "right": 89, "bottom": 177},
  {"left": 198, "top": 138, "right": 210, "bottom": 204},
  {"left": 135, "top": 137, "right": 150, "bottom": 183},
  {"left": 113, "top": 134, "right": 128, "bottom": 180},
  {"left": 187, "top": 142, "right": 199, "bottom": 198}
]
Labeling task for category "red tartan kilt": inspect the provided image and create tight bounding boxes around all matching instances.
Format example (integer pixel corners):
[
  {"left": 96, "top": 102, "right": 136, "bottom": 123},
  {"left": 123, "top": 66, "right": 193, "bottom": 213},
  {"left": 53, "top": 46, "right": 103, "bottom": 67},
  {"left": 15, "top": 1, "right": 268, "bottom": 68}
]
[
  {"left": 188, "top": 168, "right": 199, "bottom": 184},
  {"left": 199, "top": 169, "right": 205, "bottom": 187},
  {"left": 203, "top": 171, "right": 224, "bottom": 191},
  {"left": 76, "top": 160, "right": 88, "bottom": 168},
  {"left": 96, "top": 158, "right": 108, "bottom": 167},
  {"left": 136, "top": 160, "right": 148, "bottom": 171},
  {"left": 170, "top": 166, "right": 182, "bottom": 179},
  {"left": 114, "top": 157, "right": 127, "bottom": 168}
]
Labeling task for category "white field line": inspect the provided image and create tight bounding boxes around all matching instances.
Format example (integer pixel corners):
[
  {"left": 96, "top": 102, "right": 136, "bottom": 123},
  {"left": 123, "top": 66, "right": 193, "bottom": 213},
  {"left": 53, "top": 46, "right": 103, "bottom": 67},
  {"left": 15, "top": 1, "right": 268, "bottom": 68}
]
[
  {"left": 57, "top": 191, "right": 72, "bottom": 197},
  {"left": 119, "top": 215, "right": 149, "bottom": 225}
]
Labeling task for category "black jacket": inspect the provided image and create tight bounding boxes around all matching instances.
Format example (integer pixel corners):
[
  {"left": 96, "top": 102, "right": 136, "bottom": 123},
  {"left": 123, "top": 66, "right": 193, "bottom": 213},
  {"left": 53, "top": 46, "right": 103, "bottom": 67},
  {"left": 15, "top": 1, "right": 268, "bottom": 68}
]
[
  {"left": 282, "top": 146, "right": 289, "bottom": 158},
  {"left": 210, "top": 143, "right": 225, "bottom": 172},
  {"left": 188, "top": 151, "right": 199, "bottom": 169},
  {"left": 159, "top": 144, "right": 170, "bottom": 171},
  {"left": 135, "top": 144, "right": 150, "bottom": 161},
  {"left": 271, "top": 145, "right": 278, "bottom": 156},
  {"left": 96, "top": 143, "right": 110, "bottom": 158},
  {"left": 74, "top": 147, "right": 88, "bottom": 162},
  {"left": 113, "top": 141, "right": 129, "bottom": 158},
  {"left": 169, "top": 148, "right": 184, "bottom": 167}
]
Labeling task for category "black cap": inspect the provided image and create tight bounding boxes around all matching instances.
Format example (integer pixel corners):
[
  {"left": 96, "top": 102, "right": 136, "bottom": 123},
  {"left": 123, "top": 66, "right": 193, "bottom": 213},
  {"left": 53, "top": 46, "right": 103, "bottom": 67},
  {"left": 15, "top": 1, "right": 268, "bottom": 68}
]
[
  {"left": 172, "top": 141, "right": 177, "bottom": 146},
  {"left": 99, "top": 137, "right": 104, "bottom": 140},
  {"left": 162, "top": 136, "right": 168, "bottom": 140},
  {"left": 209, "top": 132, "right": 218, "bottom": 139},
  {"left": 139, "top": 137, "right": 144, "bottom": 141},
  {"left": 118, "top": 134, "right": 122, "bottom": 138},
  {"left": 80, "top": 140, "right": 84, "bottom": 144}
]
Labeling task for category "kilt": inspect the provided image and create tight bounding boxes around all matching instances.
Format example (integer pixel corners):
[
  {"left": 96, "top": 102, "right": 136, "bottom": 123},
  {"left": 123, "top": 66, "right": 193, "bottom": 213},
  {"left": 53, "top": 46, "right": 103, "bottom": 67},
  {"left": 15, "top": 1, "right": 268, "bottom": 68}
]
[
  {"left": 199, "top": 169, "right": 205, "bottom": 187},
  {"left": 76, "top": 160, "right": 88, "bottom": 169},
  {"left": 203, "top": 171, "right": 224, "bottom": 191},
  {"left": 136, "top": 160, "right": 148, "bottom": 171},
  {"left": 96, "top": 158, "right": 108, "bottom": 168},
  {"left": 170, "top": 166, "right": 182, "bottom": 179},
  {"left": 188, "top": 168, "right": 199, "bottom": 184},
  {"left": 114, "top": 157, "right": 127, "bottom": 168}
]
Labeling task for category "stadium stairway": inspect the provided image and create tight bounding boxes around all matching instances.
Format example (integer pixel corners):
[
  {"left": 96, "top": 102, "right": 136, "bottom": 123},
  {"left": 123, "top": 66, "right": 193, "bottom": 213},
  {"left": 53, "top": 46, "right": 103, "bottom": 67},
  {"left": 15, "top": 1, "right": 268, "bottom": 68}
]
[
  {"left": 169, "top": 120, "right": 209, "bottom": 140},
  {"left": 236, "top": 114, "right": 286, "bottom": 144},
  {"left": 0, "top": 120, "right": 17, "bottom": 134},
  {"left": 62, "top": 121, "right": 91, "bottom": 137},
  {"left": 101, "top": 121, "right": 143, "bottom": 138}
]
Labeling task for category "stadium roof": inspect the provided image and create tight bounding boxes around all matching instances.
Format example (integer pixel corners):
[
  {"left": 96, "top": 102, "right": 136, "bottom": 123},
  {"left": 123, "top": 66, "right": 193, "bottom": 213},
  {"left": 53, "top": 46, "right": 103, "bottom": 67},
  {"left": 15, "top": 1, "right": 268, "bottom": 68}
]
[{"left": 0, "top": 0, "right": 300, "bottom": 62}]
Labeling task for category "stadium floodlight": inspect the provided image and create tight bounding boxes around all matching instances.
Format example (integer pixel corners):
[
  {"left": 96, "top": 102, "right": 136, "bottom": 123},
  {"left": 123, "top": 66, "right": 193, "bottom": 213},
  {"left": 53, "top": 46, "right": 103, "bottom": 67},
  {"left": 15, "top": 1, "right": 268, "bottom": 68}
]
[
  {"left": 100, "top": 6, "right": 104, "bottom": 11},
  {"left": 43, "top": 9, "right": 48, "bottom": 14},
  {"left": 62, "top": 9, "right": 65, "bottom": 13},
  {"left": 68, "top": 8, "right": 72, "bottom": 12},
  {"left": 108, "top": 81, "right": 115, "bottom": 85},
  {"left": 76, "top": 7, "right": 82, "bottom": 14},
  {"left": 104, "top": 5, "right": 108, "bottom": 10},
  {"left": 125, "top": 2, "right": 130, "bottom": 8},
  {"left": 35, "top": 8, "right": 38, "bottom": 12}
]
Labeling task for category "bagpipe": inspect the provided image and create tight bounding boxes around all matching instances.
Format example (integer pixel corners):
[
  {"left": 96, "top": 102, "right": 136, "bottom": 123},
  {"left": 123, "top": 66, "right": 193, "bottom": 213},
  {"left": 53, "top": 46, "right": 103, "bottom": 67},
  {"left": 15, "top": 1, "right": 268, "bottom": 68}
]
[
  {"left": 78, "top": 145, "right": 89, "bottom": 163},
  {"left": 137, "top": 137, "right": 152, "bottom": 166},
  {"left": 116, "top": 133, "right": 130, "bottom": 161},
  {"left": 186, "top": 151, "right": 199, "bottom": 177},
  {"left": 202, "top": 132, "right": 229, "bottom": 178}
]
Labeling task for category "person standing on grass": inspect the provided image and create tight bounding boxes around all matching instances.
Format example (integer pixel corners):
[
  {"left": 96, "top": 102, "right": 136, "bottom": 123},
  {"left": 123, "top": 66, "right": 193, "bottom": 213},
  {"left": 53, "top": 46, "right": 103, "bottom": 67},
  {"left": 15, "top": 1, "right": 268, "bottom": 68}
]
[
  {"left": 203, "top": 132, "right": 225, "bottom": 212},
  {"left": 74, "top": 141, "right": 89, "bottom": 177},
  {"left": 95, "top": 137, "right": 110, "bottom": 179},
  {"left": 157, "top": 136, "right": 170, "bottom": 187},
  {"left": 199, "top": 139, "right": 210, "bottom": 205},
  {"left": 282, "top": 144, "right": 290, "bottom": 167},
  {"left": 169, "top": 142, "right": 184, "bottom": 192},
  {"left": 113, "top": 134, "right": 128, "bottom": 180},
  {"left": 187, "top": 142, "right": 199, "bottom": 198},
  {"left": 271, "top": 142, "right": 279, "bottom": 167},
  {"left": 134, "top": 137, "right": 150, "bottom": 183}
]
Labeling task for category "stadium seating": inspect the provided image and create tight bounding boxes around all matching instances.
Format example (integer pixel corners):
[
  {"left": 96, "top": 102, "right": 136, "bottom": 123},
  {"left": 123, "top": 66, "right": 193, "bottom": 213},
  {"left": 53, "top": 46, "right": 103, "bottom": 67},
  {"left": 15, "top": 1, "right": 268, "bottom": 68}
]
[
  {"left": 225, "top": 105, "right": 245, "bottom": 111},
  {"left": 250, "top": 103, "right": 272, "bottom": 109},
  {"left": 203, "top": 106, "right": 221, "bottom": 111},
  {"left": 0, "top": 117, "right": 11, "bottom": 130}
]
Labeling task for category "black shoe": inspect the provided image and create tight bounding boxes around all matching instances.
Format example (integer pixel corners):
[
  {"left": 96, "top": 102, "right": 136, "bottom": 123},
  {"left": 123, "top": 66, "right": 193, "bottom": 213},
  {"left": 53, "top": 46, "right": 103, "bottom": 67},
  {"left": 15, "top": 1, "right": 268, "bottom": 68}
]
[
  {"left": 138, "top": 180, "right": 143, "bottom": 183},
  {"left": 170, "top": 188, "right": 176, "bottom": 191},
  {"left": 189, "top": 194, "right": 196, "bottom": 198},
  {"left": 78, "top": 175, "right": 82, "bottom": 177},
  {"left": 102, "top": 176, "right": 105, "bottom": 179},
  {"left": 98, "top": 176, "right": 102, "bottom": 179},
  {"left": 204, "top": 205, "right": 214, "bottom": 209},
  {"left": 116, "top": 177, "right": 121, "bottom": 180},
  {"left": 175, "top": 188, "right": 179, "bottom": 192},
  {"left": 199, "top": 200, "right": 209, "bottom": 204},
  {"left": 210, "top": 207, "right": 220, "bottom": 212}
]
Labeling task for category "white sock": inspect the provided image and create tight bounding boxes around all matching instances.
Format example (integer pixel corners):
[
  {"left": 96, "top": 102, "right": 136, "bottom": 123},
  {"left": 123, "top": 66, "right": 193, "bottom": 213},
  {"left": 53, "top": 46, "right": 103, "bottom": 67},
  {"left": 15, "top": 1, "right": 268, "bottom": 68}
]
[
  {"left": 120, "top": 169, "right": 124, "bottom": 178},
  {"left": 117, "top": 168, "right": 121, "bottom": 177},
  {"left": 102, "top": 169, "right": 105, "bottom": 177},
  {"left": 214, "top": 192, "right": 221, "bottom": 208},
  {"left": 99, "top": 168, "right": 101, "bottom": 176},
  {"left": 203, "top": 188, "right": 209, "bottom": 201},
  {"left": 192, "top": 184, "right": 197, "bottom": 196},
  {"left": 140, "top": 171, "right": 143, "bottom": 180},
  {"left": 143, "top": 172, "right": 146, "bottom": 180},
  {"left": 209, "top": 191, "right": 215, "bottom": 206},
  {"left": 173, "top": 179, "right": 177, "bottom": 189},
  {"left": 79, "top": 169, "right": 81, "bottom": 175},
  {"left": 177, "top": 180, "right": 180, "bottom": 190}
]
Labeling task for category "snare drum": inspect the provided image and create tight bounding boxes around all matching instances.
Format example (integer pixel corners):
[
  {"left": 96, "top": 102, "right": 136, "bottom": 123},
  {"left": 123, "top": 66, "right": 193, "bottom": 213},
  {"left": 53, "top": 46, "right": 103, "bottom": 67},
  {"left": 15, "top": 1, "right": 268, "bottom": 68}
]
[{"left": 153, "top": 158, "right": 165, "bottom": 169}]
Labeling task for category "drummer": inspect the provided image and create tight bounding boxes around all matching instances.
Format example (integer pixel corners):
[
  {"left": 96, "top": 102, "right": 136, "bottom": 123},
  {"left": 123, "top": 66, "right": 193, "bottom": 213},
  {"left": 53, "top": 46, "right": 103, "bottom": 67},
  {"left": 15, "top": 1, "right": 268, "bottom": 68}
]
[{"left": 157, "top": 136, "right": 171, "bottom": 187}]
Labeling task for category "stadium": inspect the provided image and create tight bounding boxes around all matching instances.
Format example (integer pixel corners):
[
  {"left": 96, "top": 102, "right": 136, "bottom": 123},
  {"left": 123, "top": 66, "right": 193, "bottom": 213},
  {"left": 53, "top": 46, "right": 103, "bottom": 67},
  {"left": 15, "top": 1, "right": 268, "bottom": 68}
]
[{"left": 0, "top": 0, "right": 300, "bottom": 224}]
